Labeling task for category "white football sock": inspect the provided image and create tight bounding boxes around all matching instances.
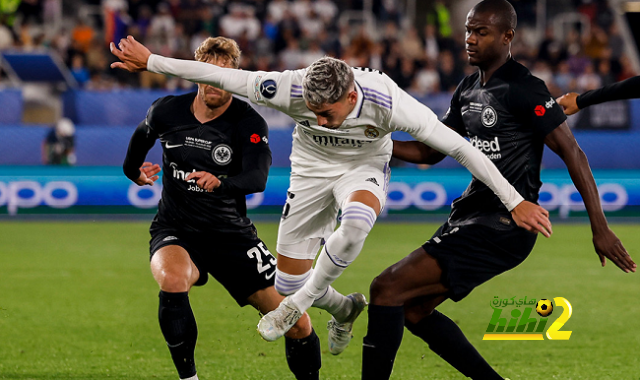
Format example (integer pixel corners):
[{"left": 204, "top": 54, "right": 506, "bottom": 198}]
[
  {"left": 276, "top": 268, "right": 350, "bottom": 318},
  {"left": 291, "top": 202, "right": 376, "bottom": 313},
  {"left": 274, "top": 268, "right": 311, "bottom": 296}
]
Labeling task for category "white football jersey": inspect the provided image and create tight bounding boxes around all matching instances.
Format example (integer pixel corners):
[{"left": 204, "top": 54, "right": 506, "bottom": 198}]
[{"left": 245, "top": 67, "right": 440, "bottom": 177}]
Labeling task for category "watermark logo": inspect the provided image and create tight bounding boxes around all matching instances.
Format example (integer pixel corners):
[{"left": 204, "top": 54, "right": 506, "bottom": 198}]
[{"left": 483, "top": 296, "right": 572, "bottom": 341}]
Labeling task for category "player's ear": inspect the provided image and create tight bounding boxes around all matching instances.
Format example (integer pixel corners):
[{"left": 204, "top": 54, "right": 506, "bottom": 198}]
[
  {"left": 504, "top": 29, "right": 515, "bottom": 44},
  {"left": 348, "top": 89, "right": 358, "bottom": 105}
]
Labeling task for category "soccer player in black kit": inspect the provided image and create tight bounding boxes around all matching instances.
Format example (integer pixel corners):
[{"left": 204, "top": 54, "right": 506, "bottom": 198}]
[
  {"left": 361, "top": 1, "right": 636, "bottom": 379},
  {"left": 122, "top": 37, "right": 321, "bottom": 380}
]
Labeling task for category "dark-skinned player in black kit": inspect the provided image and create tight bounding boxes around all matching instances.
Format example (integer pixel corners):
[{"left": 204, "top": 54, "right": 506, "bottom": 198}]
[
  {"left": 361, "top": 1, "right": 636, "bottom": 379},
  {"left": 122, "top": 37, "right": 321, "bottom": 380}
]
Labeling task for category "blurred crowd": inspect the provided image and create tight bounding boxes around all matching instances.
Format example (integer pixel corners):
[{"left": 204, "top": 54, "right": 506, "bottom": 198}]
[{"left": 0, "top": 0, "right": 636, "bottom": 97}]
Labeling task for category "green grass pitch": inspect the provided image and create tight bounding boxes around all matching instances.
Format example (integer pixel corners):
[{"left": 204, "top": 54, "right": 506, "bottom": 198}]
[{"left": 0, "top": 221, "right": 638, "bottom": 379}]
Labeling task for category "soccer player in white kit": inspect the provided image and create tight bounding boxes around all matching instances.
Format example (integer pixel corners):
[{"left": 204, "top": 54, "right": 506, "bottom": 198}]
[{"left": 110, "top": 36, "right": 552, "bottom": 355}]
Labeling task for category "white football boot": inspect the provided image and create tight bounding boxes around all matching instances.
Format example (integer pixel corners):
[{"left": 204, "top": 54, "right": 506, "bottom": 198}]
[
  {"left": 257, "top": 296, "right": 303, "bottom": 341},
  {"left": 327, "top": 293, "right": 368, "bottom": 355}
]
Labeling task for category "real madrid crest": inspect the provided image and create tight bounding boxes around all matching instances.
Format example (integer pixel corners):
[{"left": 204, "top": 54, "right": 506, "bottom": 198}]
[
  {"left": 212, "top": 144, "right": 233, "bottom": 165},
  {"left": 481, "top": 106, "right": 497, "bottom": 128},
  {"left": 364, "top": 126, "right": 379, "bottom": 138}
]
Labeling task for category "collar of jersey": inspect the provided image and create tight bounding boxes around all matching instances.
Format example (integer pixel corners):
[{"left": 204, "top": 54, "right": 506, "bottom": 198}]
[{"left": 344, "top": 81, "right": 365, "bottom": 120}]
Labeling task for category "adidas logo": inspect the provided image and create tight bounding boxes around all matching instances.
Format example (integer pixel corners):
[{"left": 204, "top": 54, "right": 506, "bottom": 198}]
[
  {"left": 365, "top": 177, "right": 379, "bottom": 186},
  {"left": 299, "top": 120, "right": 311, "bottom": 127},
  {"left": 162, "top": 236, "right": 178, "bottom": 242}
]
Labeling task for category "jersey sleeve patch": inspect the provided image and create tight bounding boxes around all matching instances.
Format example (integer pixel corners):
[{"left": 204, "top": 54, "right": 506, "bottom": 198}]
[{"left": 260, "top": 79, "right": 278, "bottom": 99}]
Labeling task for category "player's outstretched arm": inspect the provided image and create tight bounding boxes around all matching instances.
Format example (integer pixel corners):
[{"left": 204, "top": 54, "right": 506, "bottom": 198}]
[
  {"left": 557, "top": 76, "right": 640, "bottom": 115},
  {"left": 392, "top": 140, "right": 446, "bottom": 164},
  {"left": 110, "top": 35, "right": 252, "bottom": 97},
  {"left": 545, "top": 122, "right": 636, "bottom": 273},
  {"left": 390, "top": 91, "right": 552, "bottom": 237}
]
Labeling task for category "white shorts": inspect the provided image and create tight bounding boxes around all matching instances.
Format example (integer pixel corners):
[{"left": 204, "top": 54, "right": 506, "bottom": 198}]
[{"left": 276, "top": 161, "right": 390, "bottom": 260}]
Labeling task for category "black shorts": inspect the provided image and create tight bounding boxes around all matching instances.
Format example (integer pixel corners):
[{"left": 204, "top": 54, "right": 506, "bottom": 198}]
[
  {"left": 422, "top": 222, "right": 537, "bottom": 302},
  {"left": 149, "top": 222, "right": 277, "bottom": 307}
]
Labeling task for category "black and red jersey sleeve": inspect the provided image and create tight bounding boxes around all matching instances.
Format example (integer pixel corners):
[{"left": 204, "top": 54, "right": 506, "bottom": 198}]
[
  {"left": 217, "top": 106, "right": 272, "bottom": 196},
  {"left": 511, "top": 76, "right": 566, "bottom": 138},
  {"left": 122, "top": 100, "right": 161, "bottom": 182}
]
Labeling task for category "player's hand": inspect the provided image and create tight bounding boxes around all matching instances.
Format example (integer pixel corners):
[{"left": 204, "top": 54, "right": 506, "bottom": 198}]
[
  {"left": 593, "top": 228, "right": 636, "bottom": 273},
  {"left": 135, "top": 162, "right": 161, "bottom": 186},
  {"left": 556, "top": 92, "right": 580, "bottom": 115},
  {"left": 110, "top": 35, "right": 152, "bottom": 72},
  {"left": 186, "top": 171, "right": 221, "bottom": 192},
  {"left": 511, "top": 201, "right": 553, "bottom": 237}
]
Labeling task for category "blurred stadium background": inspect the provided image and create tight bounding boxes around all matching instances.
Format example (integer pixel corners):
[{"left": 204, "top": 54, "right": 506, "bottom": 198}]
[
  {"left": 1, "top": 0, "right": 640, "bottom": 218},
  {"left": 1, "top": 0, "right": 640, "bottom": 379}
]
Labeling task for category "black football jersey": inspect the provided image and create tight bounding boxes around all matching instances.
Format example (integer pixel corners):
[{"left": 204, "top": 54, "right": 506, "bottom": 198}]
[
  {"left": 124, "top": 92, "right": 271, "bottom": 236},
  {"left": 442, "top": 59, "right": 566, "bottom": 229}
]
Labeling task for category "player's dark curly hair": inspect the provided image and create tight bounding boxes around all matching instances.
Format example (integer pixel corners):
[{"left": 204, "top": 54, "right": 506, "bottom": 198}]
[{"left": 472, "top": 0, "right": 517, "bottom": 32}]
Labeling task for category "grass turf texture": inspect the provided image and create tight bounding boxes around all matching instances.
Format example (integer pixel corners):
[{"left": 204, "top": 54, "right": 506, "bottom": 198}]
[{"left": 0, "top": 221, "right": 638, "bottom": 379}]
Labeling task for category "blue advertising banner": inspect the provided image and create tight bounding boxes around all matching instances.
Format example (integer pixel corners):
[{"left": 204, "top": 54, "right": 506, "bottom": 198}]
[{"left": 0, "top": 167, "right": 638, "bottom": 218}]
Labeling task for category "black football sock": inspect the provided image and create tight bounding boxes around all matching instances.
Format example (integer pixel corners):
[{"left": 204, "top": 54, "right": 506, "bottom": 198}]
[
  {"left": 158, "top": 291, "right": 198, "bottom": 379},
  {"left": 405, "top": 310, "right": 502, "bottom": 380},
  {"left": 362, "top": 305, "right": 405, "bottom": 380},
  {"left": 285, "top": 329, "right": 321, "bottom": 380}
]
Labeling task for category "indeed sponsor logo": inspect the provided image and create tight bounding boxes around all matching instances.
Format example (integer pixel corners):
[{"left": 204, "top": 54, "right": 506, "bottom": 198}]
[
  {"left": 312, "top": 135, "right": 373, "bottom": 148},
  {"left": 170, "top": 163, "right": 196, "bottom": 183},
  {"left": 469, "top": 135, "right": 501, "bottom": 160}
]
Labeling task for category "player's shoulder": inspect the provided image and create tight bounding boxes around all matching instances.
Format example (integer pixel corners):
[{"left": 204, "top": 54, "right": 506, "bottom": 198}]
[
  {"left": 228, "top": 97, "right": 265, "bottom": 121},
  {"left": 457, "top": 71, "right": 480, "bottom": 92},
  {"left": 147, "top": 92, "right": 194, "bottom": 122},
  {"left": 352, "top": 67, "right": 396, "bottom": 112},
  {"left": 352, "top": 67, "right": 393, "bottom": 92},
  {"left": 502, "top": 59, "right": 547, "bottom": 91}
]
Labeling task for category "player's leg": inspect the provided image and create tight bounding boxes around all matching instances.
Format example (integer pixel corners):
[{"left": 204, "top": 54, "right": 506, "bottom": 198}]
[
  {"left": 286, "top": 190, "right": 376, "bottom": 354},
  {"left": 362, "top": 247, "right": 448, "bottom": 380},
  {"left": 248, "top": 287, "right": 321, "bottom": 380},
  {"left": 209, "top": 235, "right": 321, "bottom": 379},
  {"left": 150, "top": 244, "right": 201, "bottom": 380},
  {"left": 261, "top": 175, "right": 356, "bottom": 342},
  {"left": 276, "top": 254, "right": 353, "bottom": 324},
  {"left": 290, "top": 190, "right": 380, "bottom": 312},
  {"left": 293, "top": 164, "right": 389, "bottom": 353}
]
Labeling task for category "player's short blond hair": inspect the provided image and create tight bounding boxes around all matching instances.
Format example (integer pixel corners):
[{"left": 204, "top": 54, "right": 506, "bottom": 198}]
[{"left": 194, "top": 37, "right": 241, "bottom": 68}]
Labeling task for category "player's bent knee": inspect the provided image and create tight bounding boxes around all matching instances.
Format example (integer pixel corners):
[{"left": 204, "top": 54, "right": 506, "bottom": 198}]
[
  {"left": 369, "top": 269, "right": 403, "bottom": 305},
  {"left": 156, "top": 271, "right": 192, "bottom": 293}
]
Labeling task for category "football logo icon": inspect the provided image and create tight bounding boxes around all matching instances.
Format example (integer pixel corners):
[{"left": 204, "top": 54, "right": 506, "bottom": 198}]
[
  {"left": 260, "top": 80, "right": 277, "bottom": 99},
  {"left": 536, "top": 299, "right": 553, "bottom": 317}
]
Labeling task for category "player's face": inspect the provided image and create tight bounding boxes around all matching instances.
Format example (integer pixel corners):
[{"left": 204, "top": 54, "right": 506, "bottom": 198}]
[
  {"left": 305, "top": 90, "right": 358, "bottom": 129},
  {"left": 465, "top": 11, "right": 508, "bottom": 67},
  {"left": 198, "top": 57, "right": 233, "bottom": 109}
]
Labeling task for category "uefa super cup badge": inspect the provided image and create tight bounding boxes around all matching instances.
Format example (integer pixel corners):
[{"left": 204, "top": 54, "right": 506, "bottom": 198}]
[{"left": 364, "top": 126, "right": 379, "bottom": 138}]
